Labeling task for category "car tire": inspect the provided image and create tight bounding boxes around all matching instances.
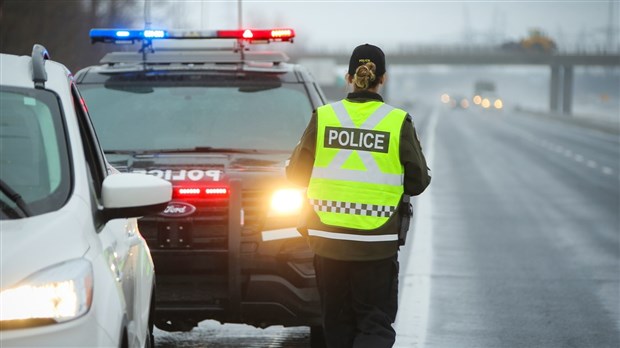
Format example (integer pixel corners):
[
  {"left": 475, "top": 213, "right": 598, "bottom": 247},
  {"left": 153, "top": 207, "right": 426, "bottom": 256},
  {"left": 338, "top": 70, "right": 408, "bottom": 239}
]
[
  {"left": 144, "top": 329, "right": 153, "bottom": 348},
  {"left": 310, "top": 325, "right": 327, "bottom": 348},
  {"left": 154, "top": 317, "right": 198, "bottom": 332},
  {"left": 145, "top": 284, "right": 155, "bottom": 348}
]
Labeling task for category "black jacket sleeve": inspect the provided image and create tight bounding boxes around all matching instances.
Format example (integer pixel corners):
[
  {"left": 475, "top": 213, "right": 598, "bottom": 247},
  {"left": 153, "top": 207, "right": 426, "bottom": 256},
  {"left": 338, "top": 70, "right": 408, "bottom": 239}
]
[
  {"left": 286, "top": 111, "right": 317, "bottom": 187},
  {"left": 400, "top": 115, "right": 431, "bottom": 196}
]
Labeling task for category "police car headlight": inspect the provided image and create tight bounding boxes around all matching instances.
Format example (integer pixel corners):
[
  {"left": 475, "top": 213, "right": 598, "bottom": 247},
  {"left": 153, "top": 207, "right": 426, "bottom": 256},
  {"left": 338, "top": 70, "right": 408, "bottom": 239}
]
[
  {"left": 269, "top": 188, "right": 304, "bottom": 216},
  {"left": 0, "top": 259, "right": 93, "bottom": 327}
]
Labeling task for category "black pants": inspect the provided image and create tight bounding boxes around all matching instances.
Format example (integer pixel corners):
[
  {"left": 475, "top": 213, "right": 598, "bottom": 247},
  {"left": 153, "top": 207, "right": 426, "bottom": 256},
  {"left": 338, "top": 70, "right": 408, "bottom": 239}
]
[{"left": 314, "top": 254, "right": 399, "bottom": 348}]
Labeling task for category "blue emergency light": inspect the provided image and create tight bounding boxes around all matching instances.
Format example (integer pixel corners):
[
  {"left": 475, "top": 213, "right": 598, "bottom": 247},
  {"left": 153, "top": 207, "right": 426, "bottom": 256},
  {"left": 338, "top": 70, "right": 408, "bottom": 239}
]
[{"left": 90, "top": 29, "right": 168, "bottom": 43}]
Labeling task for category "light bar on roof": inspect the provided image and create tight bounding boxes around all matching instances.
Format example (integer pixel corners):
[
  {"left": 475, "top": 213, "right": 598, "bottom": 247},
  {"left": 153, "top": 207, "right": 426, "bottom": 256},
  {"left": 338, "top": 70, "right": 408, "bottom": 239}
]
[{"left": 90, "top": 28, "right": 295, "bottom": 44}]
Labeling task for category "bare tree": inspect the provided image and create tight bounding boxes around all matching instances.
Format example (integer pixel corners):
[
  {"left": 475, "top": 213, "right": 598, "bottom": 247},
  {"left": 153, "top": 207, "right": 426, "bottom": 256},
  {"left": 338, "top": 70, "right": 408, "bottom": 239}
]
[{"left": 0, "top": 0, "right": 183, "bottom": 72}]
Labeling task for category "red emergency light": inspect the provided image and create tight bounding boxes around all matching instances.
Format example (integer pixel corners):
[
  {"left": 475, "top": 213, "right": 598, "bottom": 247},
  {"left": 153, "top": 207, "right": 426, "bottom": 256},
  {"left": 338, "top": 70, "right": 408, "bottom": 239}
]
[
  {"left": 174, "top": 185, "right": 229, "bottom": 199},
  {"left": 216, "top": 28, "right": 295, "bottom": 42}
]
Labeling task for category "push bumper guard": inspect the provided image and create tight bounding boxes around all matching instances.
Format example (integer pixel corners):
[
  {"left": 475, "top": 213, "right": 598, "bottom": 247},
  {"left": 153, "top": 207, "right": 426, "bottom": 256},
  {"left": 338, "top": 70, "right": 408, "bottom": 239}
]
[{"left": 151, "top": 180, "right": 320, "bottom": 329}]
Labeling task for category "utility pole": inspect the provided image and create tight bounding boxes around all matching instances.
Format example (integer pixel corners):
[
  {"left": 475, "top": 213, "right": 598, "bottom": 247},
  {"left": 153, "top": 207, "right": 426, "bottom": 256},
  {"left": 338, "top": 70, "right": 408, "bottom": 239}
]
[
  {"left": 462, "top": 4, "right": 472, "bottom": 46},
  {"left": 144, "top": 0, "right": 152, "bottom": 29},
  {"left": 490, "top": 6, "right": 499, "bottom": 46},
  {"left": 606, "top": 0, "right": 617, "bottom": 51},
  {"left": 238, "top": 0, "right": 243, "bottom": 29}
]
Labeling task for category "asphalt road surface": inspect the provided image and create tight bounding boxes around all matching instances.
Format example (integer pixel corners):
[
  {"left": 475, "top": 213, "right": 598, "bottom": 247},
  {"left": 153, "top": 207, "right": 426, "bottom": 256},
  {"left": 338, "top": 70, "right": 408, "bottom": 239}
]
[{"left": 156, "top": 105, "right": 620, "bottom": 347}]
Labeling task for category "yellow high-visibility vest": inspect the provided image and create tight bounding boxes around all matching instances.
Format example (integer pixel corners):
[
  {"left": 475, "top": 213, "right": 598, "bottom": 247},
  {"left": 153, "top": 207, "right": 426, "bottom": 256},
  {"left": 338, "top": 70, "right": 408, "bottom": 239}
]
[{"left": 307, "top": 99, "right": 406, "bottom": 241}]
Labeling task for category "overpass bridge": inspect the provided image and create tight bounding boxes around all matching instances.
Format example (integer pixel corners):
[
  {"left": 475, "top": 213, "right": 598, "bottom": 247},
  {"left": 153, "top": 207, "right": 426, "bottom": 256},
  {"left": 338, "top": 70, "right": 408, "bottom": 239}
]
[{"left": 292, "top": 49, "right": 620, "bottom": 115}]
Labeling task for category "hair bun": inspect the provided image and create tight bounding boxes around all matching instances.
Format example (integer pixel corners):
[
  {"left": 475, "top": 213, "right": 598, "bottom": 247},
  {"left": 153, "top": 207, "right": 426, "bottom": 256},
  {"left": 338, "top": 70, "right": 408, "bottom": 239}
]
[{"left": 352, "top": 63, "right": 377, "bottom": 90}]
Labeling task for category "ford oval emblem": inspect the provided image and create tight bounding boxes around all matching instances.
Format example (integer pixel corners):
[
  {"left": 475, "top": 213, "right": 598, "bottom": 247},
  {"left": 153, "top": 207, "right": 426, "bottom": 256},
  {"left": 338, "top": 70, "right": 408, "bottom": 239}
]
[{"left": 159, "top": 202, "right": 197, "bottom": 217}]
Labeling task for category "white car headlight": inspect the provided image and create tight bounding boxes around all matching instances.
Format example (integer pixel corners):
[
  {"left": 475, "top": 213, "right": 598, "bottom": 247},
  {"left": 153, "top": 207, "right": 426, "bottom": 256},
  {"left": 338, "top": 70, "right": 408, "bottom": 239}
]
[
  {"left": 0, "top": 259, "right": 93, "bottom": 325},
  {"left": 269, "top": 188, "right": 305, "bottom": 216}
]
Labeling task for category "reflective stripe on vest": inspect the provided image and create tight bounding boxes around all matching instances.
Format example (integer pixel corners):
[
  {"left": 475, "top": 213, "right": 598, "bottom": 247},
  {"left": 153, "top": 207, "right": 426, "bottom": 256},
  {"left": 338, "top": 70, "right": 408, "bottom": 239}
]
[
  {"left": 310, "top": 199, "right": 396, "bottom": 218},
  {"left": 308, "top": 229, "right": 399, "bottom": 242},
  {"left": 307, "top": 100, "right": 406, "bottom": 231}
]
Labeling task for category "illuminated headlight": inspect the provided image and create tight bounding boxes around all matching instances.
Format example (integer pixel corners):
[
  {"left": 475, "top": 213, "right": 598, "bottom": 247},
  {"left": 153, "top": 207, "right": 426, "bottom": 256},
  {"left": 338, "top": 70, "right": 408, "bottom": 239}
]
[
  {"left": 269, "top": 188, "right": 304, "bottom": 216},
  {"left": 473, "top": 95, "right": 482, "bottom": 105},
  {"left": 481, "top": 98, "right": 491, "bottom": 109},
  {"left": 494, "top": 99, "right": 503, "bottom": 109},
  {"left": 0, "top": 259, "right": 93, "bottom": 327},
  {"left": 440, "top": 93, "right": 450, "bottom": 104}
]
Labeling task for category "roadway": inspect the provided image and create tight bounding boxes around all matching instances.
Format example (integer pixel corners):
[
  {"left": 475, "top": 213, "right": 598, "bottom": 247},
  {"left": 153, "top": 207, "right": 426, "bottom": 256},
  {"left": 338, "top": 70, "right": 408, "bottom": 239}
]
[
  {"left": 155, "top": 104, "right": 620, "bottom": 347},
  {"left": 396, "top": 104, "right": 619, "bottom": 347}
]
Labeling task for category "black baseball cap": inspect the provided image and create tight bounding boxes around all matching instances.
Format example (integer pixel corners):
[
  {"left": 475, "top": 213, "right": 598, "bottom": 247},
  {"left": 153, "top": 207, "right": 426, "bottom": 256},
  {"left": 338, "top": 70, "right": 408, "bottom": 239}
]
[{"left": 347, "top": 44, "right": 386, "bottom": 77}]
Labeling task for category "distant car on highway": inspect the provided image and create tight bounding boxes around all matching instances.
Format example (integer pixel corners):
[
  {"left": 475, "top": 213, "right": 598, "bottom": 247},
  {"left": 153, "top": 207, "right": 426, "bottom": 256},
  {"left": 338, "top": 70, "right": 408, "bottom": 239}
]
[
  {"left": 476, "top": 92, "right": 504, "bottom": 111},
  {"left": 471, "top": 80, "right": 503, "bottom": 111},
  {"left": 0, "top": 46, "right": 171, "bottom": 347},
  {"left": 441, "top": 93, "right": 470, "bottom": 110}
]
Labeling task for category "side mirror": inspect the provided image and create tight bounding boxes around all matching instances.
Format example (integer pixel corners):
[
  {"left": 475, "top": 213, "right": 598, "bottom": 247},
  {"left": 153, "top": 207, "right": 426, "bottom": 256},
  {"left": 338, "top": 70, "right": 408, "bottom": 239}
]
[{"left": 101, "top": 173, "right": 172, "bottom": 221}]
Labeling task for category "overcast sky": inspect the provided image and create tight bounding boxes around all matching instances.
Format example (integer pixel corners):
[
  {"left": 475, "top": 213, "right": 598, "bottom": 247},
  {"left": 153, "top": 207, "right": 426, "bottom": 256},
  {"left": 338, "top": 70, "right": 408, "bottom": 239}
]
[{"left": 153, "top": 0, "right": 620, "bottom": 52}]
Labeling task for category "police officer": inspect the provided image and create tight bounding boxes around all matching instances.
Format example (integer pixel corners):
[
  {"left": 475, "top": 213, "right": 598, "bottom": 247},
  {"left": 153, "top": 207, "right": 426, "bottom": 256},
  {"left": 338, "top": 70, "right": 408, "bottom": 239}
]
[{"left": 286, "top": 44, "right": 431, "bottom": 348}]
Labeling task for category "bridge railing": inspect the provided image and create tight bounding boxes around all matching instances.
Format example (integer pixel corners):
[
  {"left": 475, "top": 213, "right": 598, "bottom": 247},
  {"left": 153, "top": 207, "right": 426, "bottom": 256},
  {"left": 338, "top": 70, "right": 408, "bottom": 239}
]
[
  {"left": 290, "top": 44, "right": 620, "bottom": 57},
  {"left": 395, "top": 44, "right": 620, "bottom": 55}
]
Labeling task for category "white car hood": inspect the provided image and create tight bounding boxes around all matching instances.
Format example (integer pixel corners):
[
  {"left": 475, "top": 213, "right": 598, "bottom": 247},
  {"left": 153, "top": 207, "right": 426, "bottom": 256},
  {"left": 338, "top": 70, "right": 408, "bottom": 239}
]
[{"left": 0, "top": 198, "right": 91, "bottom": 289}]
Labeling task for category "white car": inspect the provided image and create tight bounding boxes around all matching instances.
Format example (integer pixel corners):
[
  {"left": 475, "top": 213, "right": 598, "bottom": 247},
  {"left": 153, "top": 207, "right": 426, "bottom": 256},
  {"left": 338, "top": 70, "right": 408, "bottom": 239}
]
[{"left": 0, "top": 46, "right": 171, "bottom": 347}]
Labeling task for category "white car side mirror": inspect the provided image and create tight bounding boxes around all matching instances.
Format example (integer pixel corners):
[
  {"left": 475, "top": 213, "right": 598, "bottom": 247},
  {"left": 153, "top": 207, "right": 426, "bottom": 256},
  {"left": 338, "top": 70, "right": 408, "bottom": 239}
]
[{"left": 101, "top": 173, "right": 172, "bottom": 220}]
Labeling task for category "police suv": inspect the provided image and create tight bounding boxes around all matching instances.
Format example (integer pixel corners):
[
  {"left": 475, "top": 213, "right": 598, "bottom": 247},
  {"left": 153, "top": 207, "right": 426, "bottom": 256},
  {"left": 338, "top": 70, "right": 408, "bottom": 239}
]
[
  {"left": 75, "top": 28, "right": 326, "bottom": 341},
  {"left": 0, "top": 46, "right": 171, "bottom": 347}
]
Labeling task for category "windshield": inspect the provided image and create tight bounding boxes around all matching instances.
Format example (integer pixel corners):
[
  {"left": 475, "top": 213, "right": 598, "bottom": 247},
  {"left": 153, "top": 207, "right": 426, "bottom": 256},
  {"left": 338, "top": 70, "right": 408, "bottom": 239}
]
[
  {"left": 79, "top": 75, "right": 313, "bottom": 153},
  {"left": 0, "top": 87, "right": 71, "bottom": 219}
]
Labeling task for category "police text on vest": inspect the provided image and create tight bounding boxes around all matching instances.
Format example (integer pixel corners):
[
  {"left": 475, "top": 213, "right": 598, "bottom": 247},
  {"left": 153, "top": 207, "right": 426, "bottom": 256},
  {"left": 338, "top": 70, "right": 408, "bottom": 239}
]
[{"left": 324, "top": 127, "right": 390, "bottom": 153}]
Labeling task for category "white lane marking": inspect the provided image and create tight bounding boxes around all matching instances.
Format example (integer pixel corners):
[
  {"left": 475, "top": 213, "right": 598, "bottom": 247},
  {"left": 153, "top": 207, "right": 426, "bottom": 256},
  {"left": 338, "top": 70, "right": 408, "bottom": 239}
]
[
  {"left": 587, "top": 160, "right": 598, "bottom": 168},
  {"left": 523, "top": 129, "right": 615, "bottom": 175},
  {"left": 602, "top": 166, "right": 614, "bottom": 175},
  {"left": 394, "top": 108, "right": 438, "bottom": 347}
]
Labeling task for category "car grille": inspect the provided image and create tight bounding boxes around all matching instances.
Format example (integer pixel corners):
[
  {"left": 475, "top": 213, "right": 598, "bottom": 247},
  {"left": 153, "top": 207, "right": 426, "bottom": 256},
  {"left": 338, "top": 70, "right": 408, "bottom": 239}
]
[{"left": 139, "top": 189, "right": 268, "bottom": 251}]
